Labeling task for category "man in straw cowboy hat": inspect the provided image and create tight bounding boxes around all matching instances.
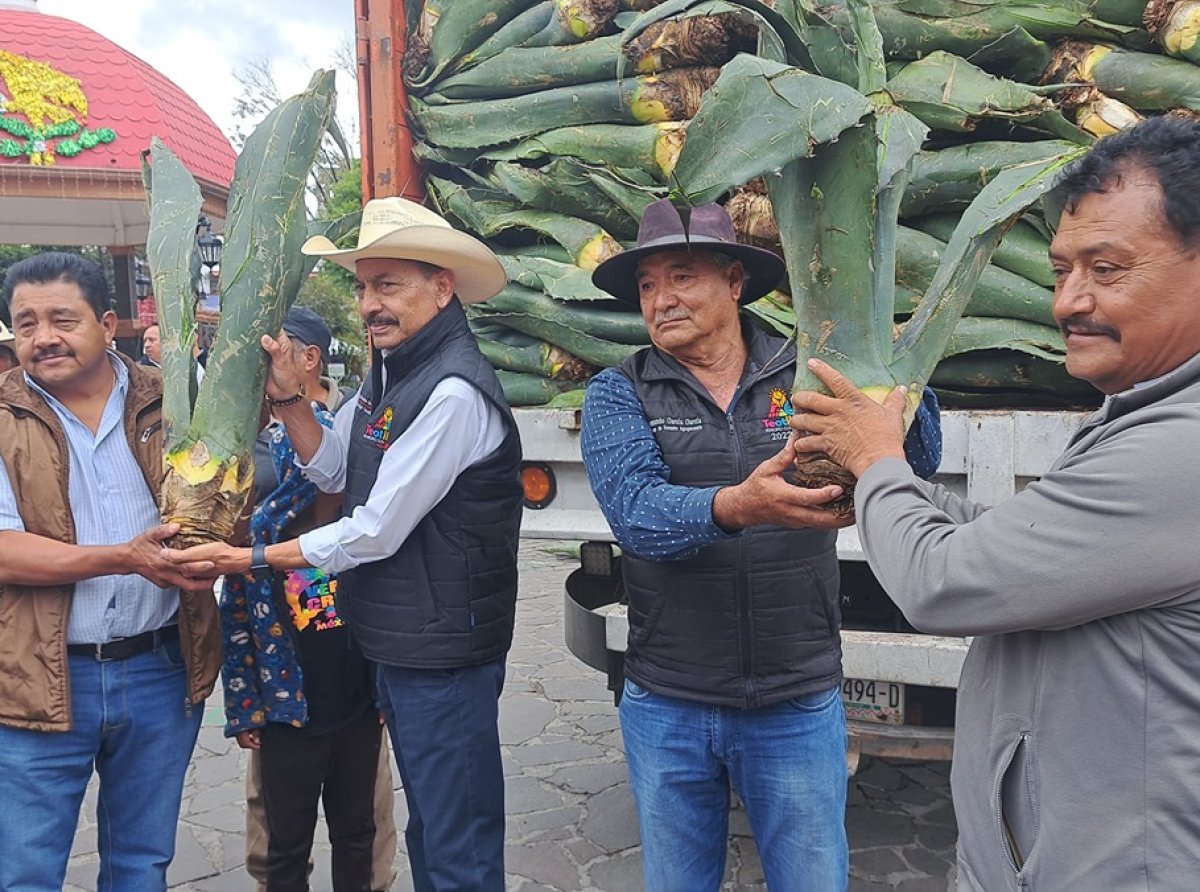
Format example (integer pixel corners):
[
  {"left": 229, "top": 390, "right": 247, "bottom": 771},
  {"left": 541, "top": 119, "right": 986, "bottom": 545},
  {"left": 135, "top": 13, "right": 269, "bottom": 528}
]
[
  {"left": 168, "top": 197, "right": 524, "bottom": 891},
  {"left": 0, "top": 319, "right": 17, "bottom": 373},
  {"left": 581, "top": 199, "right": 941, "bottom": 891}
]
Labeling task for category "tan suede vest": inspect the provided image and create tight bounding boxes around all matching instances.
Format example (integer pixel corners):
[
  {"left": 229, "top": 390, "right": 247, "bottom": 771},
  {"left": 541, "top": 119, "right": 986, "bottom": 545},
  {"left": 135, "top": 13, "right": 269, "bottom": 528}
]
[{"left": 0, "top": 356, "right": 220, "bottom": 731}]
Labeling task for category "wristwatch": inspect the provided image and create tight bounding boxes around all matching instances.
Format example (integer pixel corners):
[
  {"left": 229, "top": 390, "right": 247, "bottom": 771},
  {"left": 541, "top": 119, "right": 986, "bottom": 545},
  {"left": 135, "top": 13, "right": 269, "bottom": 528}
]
[{"left": 249, "top": 542, "right": 273, "bottom": 582}]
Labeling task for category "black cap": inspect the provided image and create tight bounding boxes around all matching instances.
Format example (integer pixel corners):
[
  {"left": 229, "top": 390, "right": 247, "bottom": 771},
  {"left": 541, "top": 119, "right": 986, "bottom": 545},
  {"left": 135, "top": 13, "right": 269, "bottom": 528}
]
[{"left": 282, "top": 307, "right": 332, "bottom": 361}]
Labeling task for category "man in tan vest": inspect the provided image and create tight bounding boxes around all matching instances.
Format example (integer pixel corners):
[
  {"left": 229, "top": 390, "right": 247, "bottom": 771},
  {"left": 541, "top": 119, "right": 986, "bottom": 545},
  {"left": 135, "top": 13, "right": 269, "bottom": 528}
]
[{"left": 0, "top": 252, "right": 220, "bottom": 892}]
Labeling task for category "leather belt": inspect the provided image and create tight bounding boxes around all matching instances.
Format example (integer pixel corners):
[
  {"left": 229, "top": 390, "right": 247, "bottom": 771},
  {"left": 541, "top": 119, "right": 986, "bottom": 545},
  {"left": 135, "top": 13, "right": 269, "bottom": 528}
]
[{"left": 67, "top": 624, "right": 180, "bottom": 662}]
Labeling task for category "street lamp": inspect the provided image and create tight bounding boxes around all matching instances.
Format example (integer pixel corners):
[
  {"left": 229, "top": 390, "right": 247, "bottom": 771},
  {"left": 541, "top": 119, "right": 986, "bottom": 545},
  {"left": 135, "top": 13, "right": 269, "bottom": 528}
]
[
  {"left": 195, "top": 216, "right": 224, "bottom": 314},
  {"left": 134, "top": 263, "right": 152, "bottom": 300},
  {"left": 133, "top": 257, "right": 156, "bottom": 329},
  {"left": 196, "top": 216, "right": 223, "bottom": 267}
]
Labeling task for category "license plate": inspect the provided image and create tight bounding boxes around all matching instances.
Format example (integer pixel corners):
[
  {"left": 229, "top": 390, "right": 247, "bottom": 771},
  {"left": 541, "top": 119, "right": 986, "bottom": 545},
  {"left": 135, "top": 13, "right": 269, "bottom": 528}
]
[{"left": 841, "top": 677, "right": 905, "bottom": 725}]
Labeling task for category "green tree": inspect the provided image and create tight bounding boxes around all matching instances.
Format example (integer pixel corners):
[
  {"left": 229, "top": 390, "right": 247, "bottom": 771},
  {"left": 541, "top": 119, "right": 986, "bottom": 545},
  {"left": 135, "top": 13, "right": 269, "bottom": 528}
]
[
  {"left": 296, "top": 159, "right": 364, "bottom": 349},
  {"left": 295, "top": 269, "right": 362, "bottom": 347}
]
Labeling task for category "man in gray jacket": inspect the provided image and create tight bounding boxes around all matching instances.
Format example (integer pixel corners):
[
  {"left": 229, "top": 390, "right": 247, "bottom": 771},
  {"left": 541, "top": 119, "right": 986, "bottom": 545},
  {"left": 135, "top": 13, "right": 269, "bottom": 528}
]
[{"left": 788, "top": 115, "right": 1200, "bottom": 889}]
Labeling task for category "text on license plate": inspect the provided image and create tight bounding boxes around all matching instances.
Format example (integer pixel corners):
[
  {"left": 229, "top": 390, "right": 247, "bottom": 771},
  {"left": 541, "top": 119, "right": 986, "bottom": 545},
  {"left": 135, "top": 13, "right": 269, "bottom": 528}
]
[{"left": 841, "top": 678, "right": 905, "bottom": 725}]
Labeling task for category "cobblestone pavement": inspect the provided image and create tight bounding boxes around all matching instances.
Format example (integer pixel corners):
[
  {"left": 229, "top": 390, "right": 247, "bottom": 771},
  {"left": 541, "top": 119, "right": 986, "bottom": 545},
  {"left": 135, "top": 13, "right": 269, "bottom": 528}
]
[{"left": 66, "top": 542, "right": 957, "bottom": 891}]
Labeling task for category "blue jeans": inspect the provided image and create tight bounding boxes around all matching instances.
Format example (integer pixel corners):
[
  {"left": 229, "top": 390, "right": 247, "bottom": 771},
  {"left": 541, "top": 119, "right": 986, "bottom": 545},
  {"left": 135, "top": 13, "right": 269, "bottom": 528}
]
[
  {"left": 0, "top": 638, "right": 202, "bottom": 892},
  {"left": 377, "top": 659, "right": 507, "bottom": 892},
  {"left": 620, "top": 679, "right": 849, "bottom": 892}
]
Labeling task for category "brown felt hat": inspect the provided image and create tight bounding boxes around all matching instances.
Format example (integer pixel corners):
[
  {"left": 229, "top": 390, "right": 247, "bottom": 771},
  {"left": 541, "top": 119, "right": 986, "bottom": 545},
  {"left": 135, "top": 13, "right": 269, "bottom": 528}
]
[{"left": 591, "top": 199, "right": 785, "bottom": 306}]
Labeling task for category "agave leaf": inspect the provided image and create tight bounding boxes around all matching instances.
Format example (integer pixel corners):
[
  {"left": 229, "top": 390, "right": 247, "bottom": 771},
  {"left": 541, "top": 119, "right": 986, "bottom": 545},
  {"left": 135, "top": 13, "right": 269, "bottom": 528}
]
[
  {"left": 498, "top": 255, "right": 621, "bottom": 302},
  {"left": 941, "top": 316, "right": 1066, "bottom": 362},
  {"left": 783, "top": 124, "right": 886, "bottom": 378},
  {"left": 482, "top": 286, "right": 649, "bottom": 345},
  {"left": 744, "top": 292, "right": 797, "bottom": 337},
  {"left": 965, "top": 24, "right": 1051, "bottom": 80},
  {"left": 487, "top": 158, "right": 657, "bottom": 239},
  {"left": 428, "top": 175, "right": 623, "bottom": 268},
  {"left": 885, "top": 52, "right": 1089, "bottom": 143},
  {"left": 872, "top": 104, "right": 928, "bottom": 355},
  {"left": 895, "top": 0, "right": 1143, "bottom": 31},
  {"left": 890, "top": 147, "right": 1086, "bottom": 387},
  {"left": 300, "top": 210, "right": 362, "bottom": 280},
  {"left": 901, "top": 138, "right": 1080, "bottom": 217},
  {"left": 875, "top": 103, "right": 929, "bottom": 193},
  {"left": 479, "top": 123, "right": 686, "bottom": 183},
  {"left": 586, "top": 165, "right": 663, "bottom": 225},
  {"left": 774, "top": 0, "right": 859, "bottom": 84},
  {"left": 845, "top": 0, "right": 887, "bottom": 93},
  {"left": 144, "top": 138, "right": 203, "bottom": 436},
  {"left": 671, "top": 53, "right": 873, "bottom": 204},
  {"left": 618, "top": 0, "right": 807, "bottom": 68},
  {"left": 896, "top": 0, "right": 1002, "bottom": 16},
  {"left": 189, "top": 70, "right": 337, "bottom": 459},
  {"left": 545, "top": 388, "right": 588, "bottom": 409},
  {"left": 410, "top": 0, "right": 543, "bottom": 90}
]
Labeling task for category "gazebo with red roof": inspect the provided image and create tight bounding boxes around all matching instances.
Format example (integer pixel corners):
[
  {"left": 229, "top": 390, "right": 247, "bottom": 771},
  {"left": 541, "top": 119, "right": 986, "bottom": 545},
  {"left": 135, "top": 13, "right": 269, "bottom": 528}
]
[{"left": 0, "top": 0, "right": 236, "bottom": 338}]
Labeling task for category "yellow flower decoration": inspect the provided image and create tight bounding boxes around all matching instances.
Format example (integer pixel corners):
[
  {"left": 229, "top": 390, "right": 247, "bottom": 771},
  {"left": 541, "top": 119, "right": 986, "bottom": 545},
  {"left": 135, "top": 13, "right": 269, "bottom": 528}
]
[{"left": 0, "top": 49, "right": 87, "bottom": 127}]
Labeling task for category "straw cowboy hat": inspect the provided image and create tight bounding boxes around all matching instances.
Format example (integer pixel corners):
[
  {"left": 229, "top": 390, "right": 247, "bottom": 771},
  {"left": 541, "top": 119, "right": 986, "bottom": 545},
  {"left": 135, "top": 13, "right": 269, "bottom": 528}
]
[
  {"left": 301, "top": 197, "right": 507, "bottom": 304},
  {"left": 0, "top": 320, "right": 14, "bottom": 344},
  {"left": 592, "top": 199, "right": 785, "bottom": 306}
]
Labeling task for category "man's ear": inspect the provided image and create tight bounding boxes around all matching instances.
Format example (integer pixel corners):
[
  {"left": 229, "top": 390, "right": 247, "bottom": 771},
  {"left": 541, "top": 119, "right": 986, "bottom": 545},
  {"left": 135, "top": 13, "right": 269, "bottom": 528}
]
[
  {"left": 728, "top": 261, "right": 746, "bottom": 303},
  {"left": 434, "top": 268, "right": 456, "bottom": 309},
  {"left": 101, "top": 309, "right": 118, "bottom": 346},
  {"left": 306, "top": 345, "right": 323, "bottom": 373}
]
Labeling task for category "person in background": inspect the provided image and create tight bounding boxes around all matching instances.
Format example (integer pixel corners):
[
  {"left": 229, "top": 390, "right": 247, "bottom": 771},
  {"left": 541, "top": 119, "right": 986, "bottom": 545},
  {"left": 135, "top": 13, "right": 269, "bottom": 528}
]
[
  {"left": 788, "top": 114, "right": 1200, "bottom": 890},
  {"left": 0, "top": 320, "right": 18, "bottom": 373},
  {"left": 581, "top": 199, "right": 941, "bottom": 892},
  {"left": 0, "top": 252, "right": 220, "bottom": 891},
  {"left": 139, "top": 322, "right": 161, "bottom": 367},
  {"left": 230, "top": 305, "right": 398, "bottom": 892}
]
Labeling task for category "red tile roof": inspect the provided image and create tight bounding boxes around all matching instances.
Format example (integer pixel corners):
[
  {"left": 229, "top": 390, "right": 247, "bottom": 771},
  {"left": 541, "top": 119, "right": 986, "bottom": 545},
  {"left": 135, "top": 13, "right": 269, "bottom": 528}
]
[{"left": 1, "top": 8, "right": 235, "bottom": 186}]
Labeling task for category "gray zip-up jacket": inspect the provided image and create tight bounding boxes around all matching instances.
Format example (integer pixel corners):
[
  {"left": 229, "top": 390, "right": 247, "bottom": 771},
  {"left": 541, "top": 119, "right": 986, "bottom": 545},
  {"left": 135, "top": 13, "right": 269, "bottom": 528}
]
[{"left": 855, "top": 350, "right": 1200, "bottom": 891}]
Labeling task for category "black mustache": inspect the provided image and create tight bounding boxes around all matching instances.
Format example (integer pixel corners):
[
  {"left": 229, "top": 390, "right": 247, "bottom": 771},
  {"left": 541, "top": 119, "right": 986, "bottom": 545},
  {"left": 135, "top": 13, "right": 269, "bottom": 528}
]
[
  {"left": 33, "top": 350, "right": 72, "bottom": 362},
  {"left": 365, "top": 314, "right": 397, "bottom": 326},
  {"left": 1059, "top": 318, "right": 1119, "bottom": 340}
]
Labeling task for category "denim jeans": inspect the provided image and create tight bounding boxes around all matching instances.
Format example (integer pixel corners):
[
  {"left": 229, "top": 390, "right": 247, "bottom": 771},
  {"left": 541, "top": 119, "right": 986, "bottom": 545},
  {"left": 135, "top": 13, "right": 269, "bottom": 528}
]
[
  {"left": 0, "top": 637, "right": 202, "bottom": 892},
  {"left": 377, "top": 659, "right": 507, "bottom": 892},
  {"left": 620, "top": 679, "right": 849, "bottom": 892}
]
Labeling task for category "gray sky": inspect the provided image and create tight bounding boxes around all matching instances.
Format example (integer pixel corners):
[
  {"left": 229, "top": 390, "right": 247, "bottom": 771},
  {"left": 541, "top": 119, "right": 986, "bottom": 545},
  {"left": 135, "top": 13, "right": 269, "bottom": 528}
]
[{"left": 38, "top": 0, "right": 357, "bottom": 138}]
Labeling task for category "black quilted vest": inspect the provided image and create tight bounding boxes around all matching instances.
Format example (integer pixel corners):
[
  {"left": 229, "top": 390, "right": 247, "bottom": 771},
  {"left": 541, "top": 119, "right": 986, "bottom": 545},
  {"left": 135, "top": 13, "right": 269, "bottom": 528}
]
[
  {"left": 342, "top": 300, "right": 523, "bottom": 669},
  {"left": 617, "top": 325, "right": 842, "bottom": 708}
]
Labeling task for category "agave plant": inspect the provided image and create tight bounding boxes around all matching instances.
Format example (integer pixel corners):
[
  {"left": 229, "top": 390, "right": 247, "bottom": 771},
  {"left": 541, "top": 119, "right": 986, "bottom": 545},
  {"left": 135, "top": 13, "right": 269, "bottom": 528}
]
[
  {"left": 623, "top": 0, "right": 1085, "bottom": 508},
  {"left": 143, "top": 70, "right": 342, "bottom": 547}
]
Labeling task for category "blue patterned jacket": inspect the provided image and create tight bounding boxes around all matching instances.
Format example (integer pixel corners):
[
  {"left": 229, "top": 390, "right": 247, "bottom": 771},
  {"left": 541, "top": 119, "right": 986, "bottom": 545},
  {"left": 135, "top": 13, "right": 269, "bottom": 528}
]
[{"left": 219, "top": 407, "right": 336, "bottom": 736}]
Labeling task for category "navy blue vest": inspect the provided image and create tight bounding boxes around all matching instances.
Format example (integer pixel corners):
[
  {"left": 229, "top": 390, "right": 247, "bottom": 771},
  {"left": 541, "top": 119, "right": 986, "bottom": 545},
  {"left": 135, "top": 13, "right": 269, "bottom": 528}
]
[
  {"left": 617, "top": 325, "right": 842, "bottom": 708},
  {"left": 342, "top": 300, "right": 523, "bottom": 668}
]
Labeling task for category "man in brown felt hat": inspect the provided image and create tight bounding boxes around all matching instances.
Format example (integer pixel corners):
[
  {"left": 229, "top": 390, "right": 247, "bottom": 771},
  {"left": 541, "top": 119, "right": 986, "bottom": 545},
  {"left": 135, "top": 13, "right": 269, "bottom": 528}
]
[
  {"left": 581, "top": 198, "right": 942, "bottom": 891},
  {"left": 168, "top": 197, "right": 524, "bottom": 891}
]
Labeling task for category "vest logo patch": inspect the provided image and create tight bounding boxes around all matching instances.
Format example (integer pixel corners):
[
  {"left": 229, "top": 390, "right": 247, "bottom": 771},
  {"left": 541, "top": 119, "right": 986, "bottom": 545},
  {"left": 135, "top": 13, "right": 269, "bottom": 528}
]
[
  {"left": 363, "top": 406, "right": 394, "bottom": 448},
  {"left": 762, "top": 388, "right": 794, "bottom": 434},
  {"left": 648, "top": 415, "right": 703, "bottom": 434},
  {"left": 357, "top": 394, "right": 374, "bottom": 413}
]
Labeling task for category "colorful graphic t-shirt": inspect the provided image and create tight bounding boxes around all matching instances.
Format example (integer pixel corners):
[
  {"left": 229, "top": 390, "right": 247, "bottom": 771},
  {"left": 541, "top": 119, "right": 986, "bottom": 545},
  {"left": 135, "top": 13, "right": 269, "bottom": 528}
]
[{"left": 279, "top": 567, "right": 373, "bottom": 736}]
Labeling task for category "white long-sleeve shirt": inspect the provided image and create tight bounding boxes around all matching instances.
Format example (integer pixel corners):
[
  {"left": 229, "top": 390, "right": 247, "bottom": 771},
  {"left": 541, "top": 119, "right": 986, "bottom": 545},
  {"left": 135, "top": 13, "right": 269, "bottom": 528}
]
[{"left": 297, "top": 377, "right": 506, "bottom": 573}]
